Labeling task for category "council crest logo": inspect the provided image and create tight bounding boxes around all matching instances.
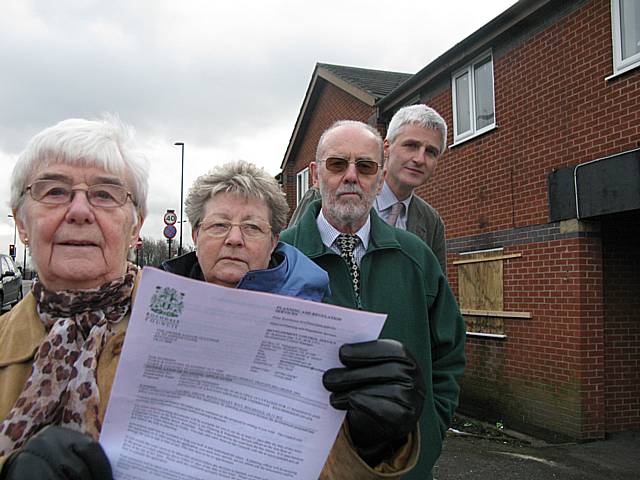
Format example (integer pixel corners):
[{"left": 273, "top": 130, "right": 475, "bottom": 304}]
[{"left": 149, "top": 286, "right": 185, "bottom": 318}]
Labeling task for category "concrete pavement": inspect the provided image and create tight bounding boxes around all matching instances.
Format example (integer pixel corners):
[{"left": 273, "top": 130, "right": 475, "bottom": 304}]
[{"left": 434, "top": 418, "right": 640, "bottom": 479}]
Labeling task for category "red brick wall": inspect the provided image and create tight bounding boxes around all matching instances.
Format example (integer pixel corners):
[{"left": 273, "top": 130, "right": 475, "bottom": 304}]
[
  {"left": 602, "top": 211, "right": 640, "bottom": 432},
  {"left": 456, "top": 233, "right": 605, "bottom": 440},
  {"left": 420, "top": 0, "right": 640, "bottom": 241},
  {"left": 419, "top": 0, "right": 639, "bottom": 440},
  {"left": 283, "top": 81, "right": 374, "bottom": 216}
]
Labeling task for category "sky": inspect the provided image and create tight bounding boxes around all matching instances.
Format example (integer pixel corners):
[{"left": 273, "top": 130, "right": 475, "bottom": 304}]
[{"left": 0, "top": 0, "right": 517, "bottom": 266}]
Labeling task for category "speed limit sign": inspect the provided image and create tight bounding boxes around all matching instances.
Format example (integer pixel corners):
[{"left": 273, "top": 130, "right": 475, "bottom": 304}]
[{"left": 164, "top": 210, "right": 177, "bottom": 225}]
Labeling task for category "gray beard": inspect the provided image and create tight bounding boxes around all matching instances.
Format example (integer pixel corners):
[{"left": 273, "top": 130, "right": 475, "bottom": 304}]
[{"left": 319, "top": 181, "right": 375, "bottom": 227}]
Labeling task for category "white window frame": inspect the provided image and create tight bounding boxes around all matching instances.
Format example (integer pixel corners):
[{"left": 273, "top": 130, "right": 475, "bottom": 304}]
[
  {"left": 296, "top": 167, "right": 310, "bottom": 205},
  {"left": 451, "top": 51, "right": 496, "bottom": 144},
  {"left": 611, "top": 0, "right": 640, "bottom": 76}
]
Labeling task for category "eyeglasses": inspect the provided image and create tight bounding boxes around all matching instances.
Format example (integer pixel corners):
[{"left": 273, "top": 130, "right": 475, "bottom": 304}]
[
  {"left": 320, "top": 157, "right": 380, "bottom": 175},
  {"left": 26, "top": 180, "right": 133, "bottom": 208},
  {"left": 199, "top": 219, "right": 272, "bottom": 239}
]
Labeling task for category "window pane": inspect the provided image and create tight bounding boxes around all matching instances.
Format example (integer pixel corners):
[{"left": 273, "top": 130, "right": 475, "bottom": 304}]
[
  {"left": 474, "top": 58, "right": 495, "bottom": 130},
  {"left": 455, "top": 72, "right": 471, "bottom": 134},
  {"left": 296, "top": 169, "right": 309, "bottom": 204},
  {"left": 620, "top": 0, "right": 640, "bottom": 60}
]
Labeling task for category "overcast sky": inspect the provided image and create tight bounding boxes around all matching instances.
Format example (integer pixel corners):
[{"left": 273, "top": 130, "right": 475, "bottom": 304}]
[{"left": 1, "top": 0, "right": 517, "bottom": 264}]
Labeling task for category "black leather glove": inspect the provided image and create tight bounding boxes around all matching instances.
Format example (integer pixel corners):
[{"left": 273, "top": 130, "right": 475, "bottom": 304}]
[
  {"left": 323, "top": 339, "right": 426, "bottom": 467},
  {"left": 0, "top": 426, "right": 113, "bottom": 480}
]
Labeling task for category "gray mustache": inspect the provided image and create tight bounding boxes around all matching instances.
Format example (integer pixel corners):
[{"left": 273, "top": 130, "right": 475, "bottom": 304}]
[{"left": 336, "top": 185, "right": 363, "bottom": 197}]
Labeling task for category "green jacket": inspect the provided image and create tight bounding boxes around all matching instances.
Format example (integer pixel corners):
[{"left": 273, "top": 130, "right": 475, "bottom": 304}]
[{"left": 281, "top": 201, "right": 466, "bottom": 480}]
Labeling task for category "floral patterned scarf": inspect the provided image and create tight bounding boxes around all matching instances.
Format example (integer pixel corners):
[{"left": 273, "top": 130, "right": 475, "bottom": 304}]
[{"left": 0, "top": 263, "right": 137, "bottom": 457}]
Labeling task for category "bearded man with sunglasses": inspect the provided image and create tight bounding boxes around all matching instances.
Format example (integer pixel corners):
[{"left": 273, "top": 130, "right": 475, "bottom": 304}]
[{"left": 280, "top": 120, "right": 466, "bottom": 480}]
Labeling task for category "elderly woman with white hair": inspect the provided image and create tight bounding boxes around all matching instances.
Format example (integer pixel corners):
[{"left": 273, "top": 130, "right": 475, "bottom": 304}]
[
  {"left": 162, "top": 161, "right": 423, "bottom": 479},
  {"left": 0, "top": 117, "right": 147, "bottom": 479}
]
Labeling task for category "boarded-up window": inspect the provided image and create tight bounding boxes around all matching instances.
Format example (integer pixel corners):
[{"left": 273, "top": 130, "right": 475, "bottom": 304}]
[
  {"left": 454, "top": 248, "right": 529, "bottom": 338},
  {"left": 459, "top": 251, "right": 503, "bottom": 311}
]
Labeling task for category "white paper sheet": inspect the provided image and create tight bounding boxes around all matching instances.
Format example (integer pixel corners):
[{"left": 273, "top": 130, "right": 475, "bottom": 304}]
[{"left": 100, "top": 267, "right": 386, "bottom": 480}]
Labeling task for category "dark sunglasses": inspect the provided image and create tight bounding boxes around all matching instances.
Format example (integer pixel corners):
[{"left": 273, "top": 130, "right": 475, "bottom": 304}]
[{"left": 321, "top": 157, "right": 380, "bottom": 175}]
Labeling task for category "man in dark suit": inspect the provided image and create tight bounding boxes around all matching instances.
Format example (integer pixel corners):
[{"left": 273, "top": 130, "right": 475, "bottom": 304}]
[{"left": 375, "top": 104, "right": 448, "bottom": 273}]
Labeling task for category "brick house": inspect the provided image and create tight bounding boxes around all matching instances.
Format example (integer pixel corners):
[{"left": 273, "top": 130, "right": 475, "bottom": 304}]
[
  {"left": 280, "top": 0, "right": 639, "bottom": 441},
  {"left": 279, "top": 63, "right": 410, "bottom": 213}
]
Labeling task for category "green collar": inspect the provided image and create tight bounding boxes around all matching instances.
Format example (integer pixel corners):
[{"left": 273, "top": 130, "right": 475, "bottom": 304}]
[{"left": 288, "top": 199, "right": 402, "bottom": 257}]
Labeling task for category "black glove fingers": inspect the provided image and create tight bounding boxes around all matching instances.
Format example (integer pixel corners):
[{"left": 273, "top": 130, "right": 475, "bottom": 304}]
[
  {"left": 2, "top": 450, "right": 59, "bottom": 479},
  {"left": 59, "top": 462, "right": 90, "bottom": 480},
  {"left": 348, "top": 389, "right": 421, "bottom": 435},
  {"left": 329, "top": 383, "right": 422, "bottom": 412},
  {"left": 26, "top": 429, "right": 94, "bottom": 480},
  {"left": 72, "top": 441, "right": 114, "bottom": 480},
  {"left": 347, "top": 409, "right": 389, "bottom": 447},
  {"left": 353, "top": 384, "right": 424, "bottom": 412},
  {"left": 346, "top": 397, "right": 413, "bottom": 449},
  {"left": 323, "top": 362, "right": 418, "bottom": 392},
  {"left": 328, "top": 391, "right": 350, "bottom": 410},
  {"left": 329, "top": 391, "right": 415, "bottom": 441},
  {"left": 1, "top": 426, "right": 113, "bottom": 480},
  {"left": 339, "top": 339, "right": 413, "bottom": 367}
]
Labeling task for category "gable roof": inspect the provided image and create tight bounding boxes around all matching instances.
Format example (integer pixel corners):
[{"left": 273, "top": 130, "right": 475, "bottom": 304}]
[
  {"left": 280, "top": 63, "right": 411, "bottom": 170},
  {"left": 317, "top": 63, "right": 412, "bottom": 100}
]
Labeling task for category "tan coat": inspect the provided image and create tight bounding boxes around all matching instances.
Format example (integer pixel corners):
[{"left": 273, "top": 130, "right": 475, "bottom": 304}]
[{"left": 0, "top": 292, "right": 418, "bottom": 478}]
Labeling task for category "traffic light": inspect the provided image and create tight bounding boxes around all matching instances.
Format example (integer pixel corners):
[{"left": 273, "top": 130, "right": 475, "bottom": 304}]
[{"left": 9, "top": 244, "right": 15, "bottom": 258}]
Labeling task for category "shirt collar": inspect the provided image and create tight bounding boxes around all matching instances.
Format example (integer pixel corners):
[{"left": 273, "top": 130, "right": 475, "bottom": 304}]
[
  {"left": 316, "top": 209, "right": 371, "bottom": 249},
  {"left": 376, "top": 180, "right": 412, "bottom": 212}
]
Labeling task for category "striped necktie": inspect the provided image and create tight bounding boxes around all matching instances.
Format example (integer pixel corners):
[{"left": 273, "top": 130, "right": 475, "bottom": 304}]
[{"left": 386, "top": 202, "right": 404, "bottom": 226}]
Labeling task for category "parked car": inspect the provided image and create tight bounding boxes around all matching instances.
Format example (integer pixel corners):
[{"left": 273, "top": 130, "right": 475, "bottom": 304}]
[{"left": 1, "top": 253, "right": 23, "bottom": 311}]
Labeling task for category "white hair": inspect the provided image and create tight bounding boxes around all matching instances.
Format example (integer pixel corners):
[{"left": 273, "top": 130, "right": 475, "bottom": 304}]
[
  {"left": 386, "top": 104, "right": 447, "bottom": 156},
  {"left": 10, "top": 115, "right": 149, "bottom": 220}
]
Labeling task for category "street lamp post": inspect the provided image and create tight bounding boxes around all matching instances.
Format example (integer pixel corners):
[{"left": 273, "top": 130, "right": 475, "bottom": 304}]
[
  {"left": 7, "top": 214, "right": 17, "bottom": 260},
  {"left": 174, "top": 142, "right": 185, "bottom": 256},
  {"left": 8, "top": 214, "right": 27, "bottom": 274}
]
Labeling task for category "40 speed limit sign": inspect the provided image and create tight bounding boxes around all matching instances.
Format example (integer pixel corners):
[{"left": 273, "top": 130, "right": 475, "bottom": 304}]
[{"left": 163, "top": 210, "right": 177, "bottom": 225}]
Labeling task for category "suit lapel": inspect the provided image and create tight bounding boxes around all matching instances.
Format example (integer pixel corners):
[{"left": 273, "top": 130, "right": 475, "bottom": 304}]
[{"left": 407, "top": 197, "right": 428, "bottom": 241}]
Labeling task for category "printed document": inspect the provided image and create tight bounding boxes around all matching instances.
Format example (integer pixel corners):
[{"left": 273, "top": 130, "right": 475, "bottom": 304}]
[{"left": 101, "top": 267, "right": 386, "bottom": 480}]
